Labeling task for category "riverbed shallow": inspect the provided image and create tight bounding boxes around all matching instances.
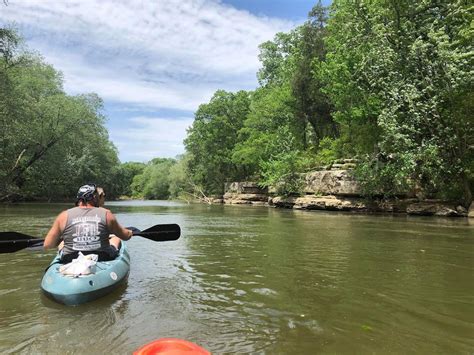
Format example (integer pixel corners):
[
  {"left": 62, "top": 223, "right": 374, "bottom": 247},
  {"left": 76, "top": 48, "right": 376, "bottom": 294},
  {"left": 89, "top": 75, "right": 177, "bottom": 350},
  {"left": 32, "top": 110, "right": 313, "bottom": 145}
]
[{"left": 0, "top": 201, "right": 473, "bottom": 354}]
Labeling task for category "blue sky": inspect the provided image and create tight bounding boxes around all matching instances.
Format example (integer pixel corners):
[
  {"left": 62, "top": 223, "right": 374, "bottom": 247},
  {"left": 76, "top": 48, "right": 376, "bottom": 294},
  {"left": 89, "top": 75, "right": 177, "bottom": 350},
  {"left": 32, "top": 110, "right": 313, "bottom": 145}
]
[
  {"left": 2, "top": 0, "right": 329, "bottom": 162},
  {"left": 223, "top": 0, "right": 330, "bottom": 20}
]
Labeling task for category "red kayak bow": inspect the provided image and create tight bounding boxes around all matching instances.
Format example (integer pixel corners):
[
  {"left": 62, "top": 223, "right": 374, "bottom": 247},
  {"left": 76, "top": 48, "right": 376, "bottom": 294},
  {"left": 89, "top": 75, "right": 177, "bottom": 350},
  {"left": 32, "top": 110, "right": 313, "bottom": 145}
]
[{"left": 134, "top": 338, "right": 210, "bottom": 355}]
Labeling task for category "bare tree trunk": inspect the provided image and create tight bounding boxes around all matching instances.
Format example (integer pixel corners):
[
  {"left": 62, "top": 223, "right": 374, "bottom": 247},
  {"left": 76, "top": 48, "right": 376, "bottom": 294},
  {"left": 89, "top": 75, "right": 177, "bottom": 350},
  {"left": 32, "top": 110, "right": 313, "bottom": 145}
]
[
  {"left": 461, "top": 172, "right": 472, "bottom": 208},
  {"left": 7, "top": 138, "right": 59, "bottom": 188},
  {"left": 184, "top": 181, "right": 212, "bottom": 204}
]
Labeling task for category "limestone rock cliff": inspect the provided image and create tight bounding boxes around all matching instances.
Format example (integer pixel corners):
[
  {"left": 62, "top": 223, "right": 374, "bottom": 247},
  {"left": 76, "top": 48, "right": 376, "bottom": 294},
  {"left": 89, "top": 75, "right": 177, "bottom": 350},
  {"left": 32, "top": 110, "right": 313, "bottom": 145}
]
[{"left": 221, "top": 164, "right": 469, "bottom": 217}]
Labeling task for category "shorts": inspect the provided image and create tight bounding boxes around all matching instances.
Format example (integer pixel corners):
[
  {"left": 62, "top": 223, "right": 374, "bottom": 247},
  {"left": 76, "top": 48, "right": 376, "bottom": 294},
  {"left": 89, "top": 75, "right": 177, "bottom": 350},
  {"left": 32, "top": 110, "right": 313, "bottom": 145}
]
[{"left": 60, "top": 245, "right": 119, "bottom": 263}]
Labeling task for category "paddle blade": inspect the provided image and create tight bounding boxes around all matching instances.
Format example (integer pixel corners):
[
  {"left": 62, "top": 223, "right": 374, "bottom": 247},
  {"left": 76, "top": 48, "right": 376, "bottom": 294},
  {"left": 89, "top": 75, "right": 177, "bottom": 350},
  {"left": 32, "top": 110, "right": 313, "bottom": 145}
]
[
  {"left": 0, "top": 232, "right": 44, "bottom": 253},
  {"left": 128, "top": 224, "right": 181, "bottom": 242},
  {"left": 0, "top": 231, "right": 36, "bottom": 240},
  {"left": 0, "top": 239, "right": 30, "bottom": 253}
]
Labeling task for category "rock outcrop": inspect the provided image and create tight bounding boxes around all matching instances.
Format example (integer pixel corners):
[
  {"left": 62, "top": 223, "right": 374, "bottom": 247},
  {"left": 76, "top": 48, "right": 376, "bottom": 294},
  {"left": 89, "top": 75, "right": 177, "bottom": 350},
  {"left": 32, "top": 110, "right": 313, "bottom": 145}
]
[
  {"left": 221, "top": 161, "right": 470, "bottom": 217},
  {"left": 304, "top": 170, "right": 361, "bottom": 196},
  {"left": 223, "top": 182, "right": 268, "bottom": 205},
  {"left": 272, "top": 195, "right": 367, "bottom": 211},
  {"left": 267, "top": 196, "right": 467, "bottom": 216},
  {"left": 406, "top": 201, "right": 467, "bottom": 217}
]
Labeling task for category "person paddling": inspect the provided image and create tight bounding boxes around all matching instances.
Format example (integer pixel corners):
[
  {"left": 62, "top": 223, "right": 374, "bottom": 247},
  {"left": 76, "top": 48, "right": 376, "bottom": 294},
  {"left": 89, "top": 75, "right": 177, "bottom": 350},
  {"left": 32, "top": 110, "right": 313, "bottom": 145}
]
[{"left": 44, "top": 183, "right": 133, "bottom": 263}]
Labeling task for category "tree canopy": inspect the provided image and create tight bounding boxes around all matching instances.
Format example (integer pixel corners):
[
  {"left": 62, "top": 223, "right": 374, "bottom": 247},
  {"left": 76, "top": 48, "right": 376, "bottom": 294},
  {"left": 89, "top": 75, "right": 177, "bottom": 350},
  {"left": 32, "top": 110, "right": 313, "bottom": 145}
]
[
  {"left": 180, "top": 0, "right": 472, "bottom": 203},
  {"left": 322, "top": 0, "right": 473, "bottom": 201},
  {"left": 0, "top": 28, "right": 123, "bottom": 200}
]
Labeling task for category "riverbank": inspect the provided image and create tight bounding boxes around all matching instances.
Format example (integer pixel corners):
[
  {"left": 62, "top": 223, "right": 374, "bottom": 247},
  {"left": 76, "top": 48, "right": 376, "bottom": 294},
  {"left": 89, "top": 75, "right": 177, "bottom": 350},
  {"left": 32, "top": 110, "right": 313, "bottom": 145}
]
[{"left": 221, "top": 174, "right": 473, "bottom": 218}]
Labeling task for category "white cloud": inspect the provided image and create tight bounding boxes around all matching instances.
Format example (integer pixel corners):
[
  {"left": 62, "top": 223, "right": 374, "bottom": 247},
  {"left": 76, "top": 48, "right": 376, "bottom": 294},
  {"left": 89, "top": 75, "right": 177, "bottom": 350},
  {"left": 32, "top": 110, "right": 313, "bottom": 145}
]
[
  {"left": 110, "top": 116, "right": 194, "bottom": 162},
  {"left": 35, "top": 51, "right": 214, "bottom": 111},
  {"left": 1, "top": 0, "right": 295, "bottom": 161}
]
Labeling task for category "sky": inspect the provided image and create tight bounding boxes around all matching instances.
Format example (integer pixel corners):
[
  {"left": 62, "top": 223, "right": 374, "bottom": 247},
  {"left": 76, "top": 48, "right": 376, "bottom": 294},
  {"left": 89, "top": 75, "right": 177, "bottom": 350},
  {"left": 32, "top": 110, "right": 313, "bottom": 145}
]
[{"left": 1, "top": 0, "right": 330, "bottom": 162}]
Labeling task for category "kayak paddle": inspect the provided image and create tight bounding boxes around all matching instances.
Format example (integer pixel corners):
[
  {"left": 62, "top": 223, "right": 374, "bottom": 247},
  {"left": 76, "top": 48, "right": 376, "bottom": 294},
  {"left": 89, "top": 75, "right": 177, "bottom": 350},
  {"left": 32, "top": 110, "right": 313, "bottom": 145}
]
[
  {"left": 126, "top": 224, "right": 181, "bottom": 242},
  {"left": 0, "top": 223, "right": 181, "bottom": 254},
  {"left": 0, "top": 232, "right": 45, "bottom": 253}
]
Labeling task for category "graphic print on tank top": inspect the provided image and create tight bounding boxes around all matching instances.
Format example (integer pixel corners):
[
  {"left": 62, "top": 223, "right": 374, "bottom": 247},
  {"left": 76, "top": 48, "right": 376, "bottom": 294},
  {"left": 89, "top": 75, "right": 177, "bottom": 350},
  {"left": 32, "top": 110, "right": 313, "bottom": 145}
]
[{"left": 71, "top": 215, "right": 102, "bottom": 251}]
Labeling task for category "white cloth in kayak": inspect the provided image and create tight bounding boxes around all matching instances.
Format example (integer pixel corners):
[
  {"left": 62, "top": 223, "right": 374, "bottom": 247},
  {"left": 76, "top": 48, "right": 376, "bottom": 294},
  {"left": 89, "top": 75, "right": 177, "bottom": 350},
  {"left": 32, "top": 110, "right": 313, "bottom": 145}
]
[{"left": 59, "top": 252, "right": 98, "bottom": 277}]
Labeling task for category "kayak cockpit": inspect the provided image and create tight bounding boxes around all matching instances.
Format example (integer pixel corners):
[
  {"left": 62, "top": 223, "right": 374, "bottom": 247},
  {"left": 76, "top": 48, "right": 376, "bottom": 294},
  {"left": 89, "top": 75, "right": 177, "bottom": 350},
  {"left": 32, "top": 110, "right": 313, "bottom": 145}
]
[{"left": 41, "top": 242, "right": 130, "bottom": 305}]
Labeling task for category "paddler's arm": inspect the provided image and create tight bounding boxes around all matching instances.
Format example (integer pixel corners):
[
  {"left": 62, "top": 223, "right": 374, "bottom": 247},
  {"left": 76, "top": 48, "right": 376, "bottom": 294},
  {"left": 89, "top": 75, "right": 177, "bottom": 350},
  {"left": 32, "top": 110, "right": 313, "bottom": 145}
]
[
  {"left": 106, "top": 210, "right": 133, "bottom": 241},
  {"left": 44, "top": 211, "right": 67, "bottom": 250}
]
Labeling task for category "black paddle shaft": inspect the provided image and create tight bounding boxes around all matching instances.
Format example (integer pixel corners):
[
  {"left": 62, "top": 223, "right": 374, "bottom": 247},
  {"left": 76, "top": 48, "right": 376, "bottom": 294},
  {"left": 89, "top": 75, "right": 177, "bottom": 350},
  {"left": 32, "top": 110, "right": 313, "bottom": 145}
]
[{"left": 0, "top": 223, "right": 181, "bottom": 253}]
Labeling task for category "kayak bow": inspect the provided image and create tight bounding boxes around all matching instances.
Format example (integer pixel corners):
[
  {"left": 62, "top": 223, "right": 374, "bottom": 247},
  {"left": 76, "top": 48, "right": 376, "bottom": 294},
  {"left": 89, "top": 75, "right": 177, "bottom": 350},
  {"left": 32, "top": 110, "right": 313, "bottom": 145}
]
[{"left": 134, "top": 338, "right": 210, "bottom": 355}]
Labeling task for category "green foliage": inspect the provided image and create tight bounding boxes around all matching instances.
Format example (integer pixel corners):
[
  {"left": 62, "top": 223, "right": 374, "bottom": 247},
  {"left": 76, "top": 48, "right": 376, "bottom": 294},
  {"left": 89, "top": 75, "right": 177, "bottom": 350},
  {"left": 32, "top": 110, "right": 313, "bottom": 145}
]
[
  {"left": 257, "top": 32, "right": 296, "bottom": 87},
  {"left": 115, "top": 161, "right": 146, "bottom": 197},
  {"left": 0, "top": 28, "right": 123, "bottom": 201},
  {"left": 260, "top": 150, "right": 304, "bottom": 196},
  {"left": 323, "top": 0, "right": 473, "bottom": 203},
  {"left": 313, "top": 137, "right": 339, "bottom": 166},
  {"left": 185, "top": 90, "right": 251, "bottom": 194},
  {"left": 168, "top": 154, "right": 191, "bottom": 199},
  {"left": 258, "top": 136, "right": 344, "bottom": 196},
  {"left": 257, "top": 3, "right": 338, "bottom": 150},
  {"left": 232, "top": 85, "right": 299, "bottom": 177},
  {"left": 131, "top": 158, "right": 175, "bottom": 199},
  {"left": 292, "top": 2, "right": 337, "bottom": 145},
  {"left": 256, "top": 125, "right": 309, "bottom": 196}
]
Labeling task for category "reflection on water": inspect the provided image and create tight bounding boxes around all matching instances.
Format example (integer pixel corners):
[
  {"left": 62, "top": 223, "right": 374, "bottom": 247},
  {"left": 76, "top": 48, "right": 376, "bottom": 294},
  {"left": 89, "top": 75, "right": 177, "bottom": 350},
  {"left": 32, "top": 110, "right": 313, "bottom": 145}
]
[{"left": 0, "top": 202, "right": 473, "bottom": 353}]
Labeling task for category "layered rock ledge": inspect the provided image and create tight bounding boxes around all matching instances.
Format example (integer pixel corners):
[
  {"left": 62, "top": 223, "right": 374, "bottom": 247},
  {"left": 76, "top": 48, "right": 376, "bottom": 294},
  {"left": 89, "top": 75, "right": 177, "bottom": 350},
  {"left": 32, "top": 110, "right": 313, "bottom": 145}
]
[{"left": 221, "top": 169, "right": 470, "bottom": 217}]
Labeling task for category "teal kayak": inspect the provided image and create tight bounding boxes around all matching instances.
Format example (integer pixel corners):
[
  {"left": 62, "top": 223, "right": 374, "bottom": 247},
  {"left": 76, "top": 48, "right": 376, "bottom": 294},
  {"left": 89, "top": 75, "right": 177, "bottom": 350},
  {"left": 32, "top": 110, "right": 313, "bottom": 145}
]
[{"left": 41, "top": 242, "right": 130, "bottom": 305}]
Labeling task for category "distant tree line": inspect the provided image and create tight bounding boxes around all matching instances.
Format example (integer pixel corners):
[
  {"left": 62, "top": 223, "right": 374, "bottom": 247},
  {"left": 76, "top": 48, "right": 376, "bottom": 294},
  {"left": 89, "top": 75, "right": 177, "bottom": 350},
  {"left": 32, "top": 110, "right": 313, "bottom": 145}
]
[{"left": 1, "top": 0, "right": 472, "bottom": 206}]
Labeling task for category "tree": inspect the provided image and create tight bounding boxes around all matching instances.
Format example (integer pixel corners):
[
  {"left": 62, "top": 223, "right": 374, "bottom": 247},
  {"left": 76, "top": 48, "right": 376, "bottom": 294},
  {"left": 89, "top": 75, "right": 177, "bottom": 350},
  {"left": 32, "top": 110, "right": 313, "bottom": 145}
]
[
  {"left": 292, "top": 1, "right": 338, "bottom": 147},
  {"left": 168, "top": 154, "right": 191, "bottom": 199},
  {"left": 131, "top": 158, "right": 175, "bottom": 199},
  {"left": 185, "top": 90, "right": 251, "bottom": 194},
  {"left": 115, "top": 161, "right": 146, "bottom": 197},
  {"left": 232, "top": 85, "right": 300, "bottom": 178},
  {"left": 0, "top": 28, "right": 122, "bottom": 201},
  {"left": 257, "top": 4, "right": 338, "bottom": 149},
  {"left": 257, "top": 32, "right": 296, "bottom": 87},
  {"left": 322, "top": 0, "right": 473, "bottom": 203}
]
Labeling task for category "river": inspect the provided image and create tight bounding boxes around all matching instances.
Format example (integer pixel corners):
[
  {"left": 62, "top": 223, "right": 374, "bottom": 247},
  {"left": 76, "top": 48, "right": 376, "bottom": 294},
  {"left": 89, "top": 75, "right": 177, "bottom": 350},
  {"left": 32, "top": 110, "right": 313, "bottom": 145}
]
[{"left": 0, "top": 201, "right": 473, "bottom": 354}]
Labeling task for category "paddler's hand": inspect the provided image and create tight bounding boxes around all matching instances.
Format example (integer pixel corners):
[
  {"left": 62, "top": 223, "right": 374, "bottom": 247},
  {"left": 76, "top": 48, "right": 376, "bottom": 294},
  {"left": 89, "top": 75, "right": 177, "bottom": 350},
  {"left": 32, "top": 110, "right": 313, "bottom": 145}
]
[{"left": 126, "top": 226, "right": 141, "bottom": 235}]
